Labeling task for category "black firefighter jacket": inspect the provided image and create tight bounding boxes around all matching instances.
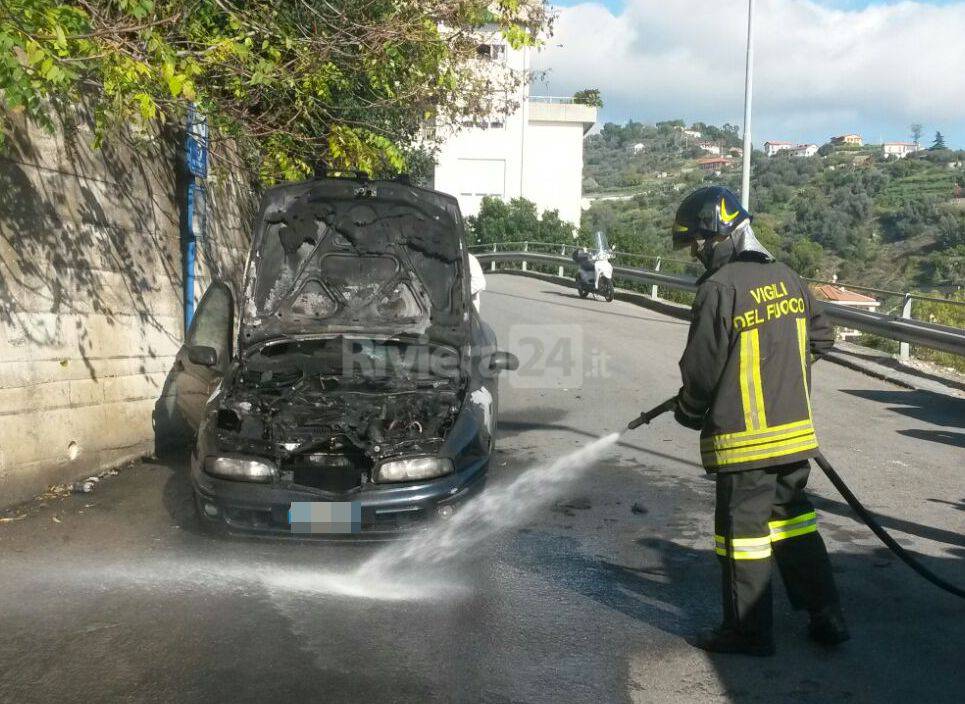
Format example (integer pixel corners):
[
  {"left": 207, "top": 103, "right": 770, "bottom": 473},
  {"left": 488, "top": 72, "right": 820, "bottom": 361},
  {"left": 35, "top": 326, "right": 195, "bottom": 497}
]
[{"left": 678, "top": 258, "right": 835, "bottom": 473}]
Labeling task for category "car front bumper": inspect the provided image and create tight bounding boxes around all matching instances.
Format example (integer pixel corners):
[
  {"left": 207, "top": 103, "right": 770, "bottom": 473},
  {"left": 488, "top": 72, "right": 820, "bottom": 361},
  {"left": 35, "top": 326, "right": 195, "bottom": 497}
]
[{"left": 190, "top": 454, "right": 488, "bottom": 537}]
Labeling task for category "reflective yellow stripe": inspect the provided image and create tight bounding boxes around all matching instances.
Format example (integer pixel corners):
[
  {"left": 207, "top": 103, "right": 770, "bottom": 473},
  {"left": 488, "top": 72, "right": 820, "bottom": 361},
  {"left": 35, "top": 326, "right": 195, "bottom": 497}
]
[
  {"left": 714, "top": 535, "right": 771, "bottom": 548},
  {"left": 770, "top": 523, "right": 818, "bottom": 542},
  {"left": 768, "top": 511, "right": 816, "bottom": 529},
  {"left": 749, "top": 330, "right": 767, "bottom": 428},
  {"left": 796, "top": 317, "right": 813, "bottom": 418},
  {"left": 703, "top": 434, "right": 818, "bottom": 467},
  {"left": 704, "top": 428, "right": 815, "bottom": 454},
  {"left": 701, "top": 422, "right": 815, "bottom": 451},
  {"left": 715, "top": 547, "right": 773, "bottom": 560},
  {"left": 739, "top": 332, "right": 754, "bottom": 430},
  {"left": 769, "top": 511, "right": 819, "bottom": 542},
  {"left": 714, "top": 534, "right": 773, "bottom": 560},
  {"left": 701, "top": 419, "right": 813, "bottom": 448},
  {"left": 738, "top": 329, "right": 767, "bottom": 432},
  {"left": 704, "top": 430, "right": 818, "bottom": 460}
]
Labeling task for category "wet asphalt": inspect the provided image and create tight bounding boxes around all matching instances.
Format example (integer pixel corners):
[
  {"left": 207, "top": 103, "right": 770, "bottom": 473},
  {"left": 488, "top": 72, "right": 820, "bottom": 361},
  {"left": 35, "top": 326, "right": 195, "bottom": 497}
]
[{"left": 1, "top": 274, "right": 963, "bottom": 703}]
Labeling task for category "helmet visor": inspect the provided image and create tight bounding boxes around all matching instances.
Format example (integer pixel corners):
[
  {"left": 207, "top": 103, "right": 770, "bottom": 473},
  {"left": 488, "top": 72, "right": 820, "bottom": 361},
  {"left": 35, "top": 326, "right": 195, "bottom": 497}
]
[{"left": 672, "top": 223, "right": 696, "bottom": 250}]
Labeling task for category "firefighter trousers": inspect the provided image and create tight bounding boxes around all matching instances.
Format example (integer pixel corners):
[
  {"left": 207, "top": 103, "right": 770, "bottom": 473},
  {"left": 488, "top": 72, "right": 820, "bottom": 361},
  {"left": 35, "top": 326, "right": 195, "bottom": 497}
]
[{"left": 714, "top": 460, "right": 840, "bottom": 640}]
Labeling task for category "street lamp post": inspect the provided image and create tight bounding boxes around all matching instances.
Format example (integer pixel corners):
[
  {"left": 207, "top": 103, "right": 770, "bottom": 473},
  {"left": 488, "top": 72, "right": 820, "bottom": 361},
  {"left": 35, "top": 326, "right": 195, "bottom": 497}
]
[{"left": 740, "top": 0, "right": 755, "bottom": 209}]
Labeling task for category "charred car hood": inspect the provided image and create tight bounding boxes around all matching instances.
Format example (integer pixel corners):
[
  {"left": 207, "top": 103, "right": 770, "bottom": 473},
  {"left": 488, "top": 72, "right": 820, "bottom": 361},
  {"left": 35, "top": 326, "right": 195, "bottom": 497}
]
[{"left": 240, "top": 179, "right": 470, "bottom": 349}]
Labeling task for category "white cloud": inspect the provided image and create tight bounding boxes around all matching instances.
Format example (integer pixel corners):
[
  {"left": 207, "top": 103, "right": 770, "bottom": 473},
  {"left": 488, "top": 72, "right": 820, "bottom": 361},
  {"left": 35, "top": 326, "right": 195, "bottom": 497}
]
[{"left": 534, "top": 0, "right": 965, "bottom": 145}]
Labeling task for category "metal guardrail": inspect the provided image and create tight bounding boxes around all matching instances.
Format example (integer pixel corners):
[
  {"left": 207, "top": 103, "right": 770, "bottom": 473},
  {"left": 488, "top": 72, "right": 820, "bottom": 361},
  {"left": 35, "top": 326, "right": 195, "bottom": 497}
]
[
  {"left": 529, "top": 96, "right": 577, "bottom": 104},
  {"left": 473, "top": 247, "right": 965, "bottom": 358}
]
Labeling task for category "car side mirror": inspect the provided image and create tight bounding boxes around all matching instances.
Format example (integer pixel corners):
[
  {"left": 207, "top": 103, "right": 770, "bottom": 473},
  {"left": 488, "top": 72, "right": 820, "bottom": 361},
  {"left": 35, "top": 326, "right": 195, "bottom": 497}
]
[
  {"left": 489, "top": 351, "right": 520, "bottom": 374},
  {"left": 187, "top": 345, "right": 218, "bottom": 368}
]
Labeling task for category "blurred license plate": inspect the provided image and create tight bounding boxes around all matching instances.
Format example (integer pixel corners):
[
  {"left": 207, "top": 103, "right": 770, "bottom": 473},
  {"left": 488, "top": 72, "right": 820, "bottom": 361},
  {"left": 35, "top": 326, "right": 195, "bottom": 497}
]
[{"left": 289, "top": 501, "right": 361, "bottom": 535}]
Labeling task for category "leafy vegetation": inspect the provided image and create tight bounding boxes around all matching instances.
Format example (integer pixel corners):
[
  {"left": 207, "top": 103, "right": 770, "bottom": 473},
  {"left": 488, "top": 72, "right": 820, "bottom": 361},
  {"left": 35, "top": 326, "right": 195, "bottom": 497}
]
[
  {"left": 912, "top": 290, "right": 965, "bottom": 370},
  {"left": 467, "top": 196, "right": 574, "bottom": 246},
  {"left": 572, "top": 88, "right": 603, "bottom": 108},
  {"left": 0, "top": 0, "right": 548, "bottom": 181}
]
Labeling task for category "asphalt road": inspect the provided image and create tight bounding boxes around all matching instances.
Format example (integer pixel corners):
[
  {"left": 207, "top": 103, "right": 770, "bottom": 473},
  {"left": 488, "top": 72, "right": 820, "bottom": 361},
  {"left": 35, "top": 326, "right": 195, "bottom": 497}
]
[{"left": 1, "top": 274, "right": 963, "bottom": 704}]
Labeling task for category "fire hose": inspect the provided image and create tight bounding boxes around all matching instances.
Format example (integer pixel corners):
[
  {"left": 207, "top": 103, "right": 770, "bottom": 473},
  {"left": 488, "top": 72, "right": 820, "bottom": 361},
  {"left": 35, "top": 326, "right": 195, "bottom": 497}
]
[{"left": 628, "top": 398, "right": 965, "bottom": 600}]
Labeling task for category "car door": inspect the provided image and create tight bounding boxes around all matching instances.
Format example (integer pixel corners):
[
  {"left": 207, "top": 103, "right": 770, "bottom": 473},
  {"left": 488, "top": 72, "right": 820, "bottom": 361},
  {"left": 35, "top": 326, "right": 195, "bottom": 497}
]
[{"left": 173, "top": 282, "right": 234, "bottom": 429}]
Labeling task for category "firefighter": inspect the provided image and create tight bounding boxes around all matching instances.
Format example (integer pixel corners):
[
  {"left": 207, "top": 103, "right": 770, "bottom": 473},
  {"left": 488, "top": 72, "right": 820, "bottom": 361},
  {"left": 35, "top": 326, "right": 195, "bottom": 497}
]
[{"left": 672, "top": 186, "right": 849, "bottom": 656}]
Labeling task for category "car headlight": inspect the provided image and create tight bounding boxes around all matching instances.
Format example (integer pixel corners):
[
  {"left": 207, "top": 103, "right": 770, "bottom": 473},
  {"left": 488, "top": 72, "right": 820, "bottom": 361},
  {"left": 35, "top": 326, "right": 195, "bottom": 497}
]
[
  {"left": 205, "top": 455, "right": 277, "bottom": 483},
  {"left": 374, "top": 457, "right": 454, "bottom": 483}
]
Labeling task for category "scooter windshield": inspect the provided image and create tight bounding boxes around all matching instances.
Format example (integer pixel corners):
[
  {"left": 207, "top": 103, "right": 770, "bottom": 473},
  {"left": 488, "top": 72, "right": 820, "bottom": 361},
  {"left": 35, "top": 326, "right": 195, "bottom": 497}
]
[{"left": 594, "top": 231, "right": 610, "bottom": 254}]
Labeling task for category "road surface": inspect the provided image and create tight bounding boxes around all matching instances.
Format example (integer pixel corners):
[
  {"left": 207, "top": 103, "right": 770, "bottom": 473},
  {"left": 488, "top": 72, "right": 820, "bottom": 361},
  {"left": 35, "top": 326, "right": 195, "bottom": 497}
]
[{"left": 1, "top": 274, "right": 963, "bottom": 703}]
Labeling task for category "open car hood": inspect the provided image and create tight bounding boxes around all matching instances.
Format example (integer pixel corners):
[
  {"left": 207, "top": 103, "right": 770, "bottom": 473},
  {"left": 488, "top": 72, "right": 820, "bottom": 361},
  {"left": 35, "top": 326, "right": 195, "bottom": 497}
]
[{"left": 240, "top": 178, "right": 470, "bottom": 349}]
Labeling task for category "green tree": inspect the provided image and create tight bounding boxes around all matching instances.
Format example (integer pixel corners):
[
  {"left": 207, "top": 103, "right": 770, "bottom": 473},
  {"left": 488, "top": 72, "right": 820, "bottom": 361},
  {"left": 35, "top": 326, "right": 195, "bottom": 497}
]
[
  {"left": 572, "top": 88, "right": 603, "bottom": 108},
  {"left": 783, "top": 238, "right": 825, "bottom": 277},
  {"left": 0, "top": 0, "right": 548, "bottom": 181},
  {"left": 467, "top": 196, "right": 574, "bottom": 245},
  {"left": 930, "top": 131, "right": 947, "bottom": 150},
  {"left": 656, "top": 119, "right": 685, "bottom": 132},
  {"left": 910, "top": 122, "right": 923, "bottom": 147}
]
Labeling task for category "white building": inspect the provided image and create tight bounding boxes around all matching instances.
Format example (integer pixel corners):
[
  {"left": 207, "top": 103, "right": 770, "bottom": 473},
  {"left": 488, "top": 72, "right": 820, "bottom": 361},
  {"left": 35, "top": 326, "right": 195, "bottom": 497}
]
[
  {"left": 683, "top": 129, "right": 703, "bottom": 140},
  {"left": 764, "top": 140, "right": 795, "bottom": 157},
  {"left": 698, "top": 142, "right": 721, "bottom": 155},
  {"left": 883, "top": 142, "right": 920, "bottom": 159},
  {"left": 432, "top": 36, "right": 597, "bottom": 226},
  {"left": 792, "top": 144, "right": 819, "bottom": 158}
]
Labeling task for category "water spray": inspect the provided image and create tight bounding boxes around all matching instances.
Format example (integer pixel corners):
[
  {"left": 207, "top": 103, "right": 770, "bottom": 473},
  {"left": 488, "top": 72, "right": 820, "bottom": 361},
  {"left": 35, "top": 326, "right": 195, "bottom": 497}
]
[{"left": 625, "top": 397, "right": 965, "bottom": 600}]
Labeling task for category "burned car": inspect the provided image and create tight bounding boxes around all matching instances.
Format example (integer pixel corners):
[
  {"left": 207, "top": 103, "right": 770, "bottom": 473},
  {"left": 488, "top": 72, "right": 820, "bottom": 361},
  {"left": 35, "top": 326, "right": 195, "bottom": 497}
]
[{"left": 170, "top": 176, "right": 517, "bottom": 535}]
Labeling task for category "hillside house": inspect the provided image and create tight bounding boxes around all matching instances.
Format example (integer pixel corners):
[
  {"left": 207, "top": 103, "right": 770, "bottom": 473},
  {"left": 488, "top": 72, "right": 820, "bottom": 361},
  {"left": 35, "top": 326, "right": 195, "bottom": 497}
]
[
  {"left": 697, "top": 156, "right": 730, "bottom": 174},
  {"left": 698, "top": 142, "right": 721, "bottom": 155},
  {"left": 810, "top": 283, "right": 881, "bottom": 340},
  {"left": 764, "top": 141, "right": 795, "bottom": 157},
  {"left": 791, "top": 144, "right": 819, "bottom": 158},
  {"left": 683, "top": 129, "right": 703, "bottom": 140},
  {"left": 831, "top": 134, "right": 864, "bottom": 146},
  {"left": 883, "top": 142, "right": 920, "bottom": 159}
]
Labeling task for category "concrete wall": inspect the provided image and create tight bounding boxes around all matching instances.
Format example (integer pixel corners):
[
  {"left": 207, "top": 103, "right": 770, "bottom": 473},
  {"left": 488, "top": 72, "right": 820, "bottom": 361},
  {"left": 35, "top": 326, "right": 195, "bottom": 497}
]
[
  {"left": 0, "top": 110, "right": 254, "bottom": 506},
  {"left": 522, "top": 118, "right": 589, "bottom": 227}
]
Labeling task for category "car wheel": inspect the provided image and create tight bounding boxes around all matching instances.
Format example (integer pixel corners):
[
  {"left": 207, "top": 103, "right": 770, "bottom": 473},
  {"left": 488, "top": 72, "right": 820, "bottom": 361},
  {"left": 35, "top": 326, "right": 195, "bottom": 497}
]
[{"left": 578, "top": 285, "right": 589, "bottom": 299}]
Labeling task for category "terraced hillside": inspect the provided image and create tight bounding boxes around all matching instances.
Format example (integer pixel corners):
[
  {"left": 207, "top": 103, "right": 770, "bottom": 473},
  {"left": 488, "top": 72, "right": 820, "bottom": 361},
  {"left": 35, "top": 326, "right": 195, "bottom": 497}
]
[{"left": 581, "top": 121, "right": 964, "bottom": 292}]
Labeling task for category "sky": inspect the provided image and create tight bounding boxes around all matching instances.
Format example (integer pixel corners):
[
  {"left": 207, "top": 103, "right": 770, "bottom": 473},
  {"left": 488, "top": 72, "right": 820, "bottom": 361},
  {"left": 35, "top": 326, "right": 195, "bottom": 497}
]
[{"left": 535, "top": 1, "right": 965, "bottom": 148}]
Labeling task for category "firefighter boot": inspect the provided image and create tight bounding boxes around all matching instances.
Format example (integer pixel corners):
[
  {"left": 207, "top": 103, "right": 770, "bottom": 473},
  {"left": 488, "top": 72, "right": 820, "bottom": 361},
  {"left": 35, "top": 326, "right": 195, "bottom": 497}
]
[
  {"left": 808, "top": 606, "right": 850, "bottom": 646},
  {"left": 692, "top": 627, "right": 775, "bottom": 657}
]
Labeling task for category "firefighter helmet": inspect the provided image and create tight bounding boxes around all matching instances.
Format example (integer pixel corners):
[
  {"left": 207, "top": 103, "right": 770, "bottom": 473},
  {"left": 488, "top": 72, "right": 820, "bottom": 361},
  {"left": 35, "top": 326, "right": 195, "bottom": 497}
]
[{"left": 672, "top": 186, "right": 751, "bottom": 250}]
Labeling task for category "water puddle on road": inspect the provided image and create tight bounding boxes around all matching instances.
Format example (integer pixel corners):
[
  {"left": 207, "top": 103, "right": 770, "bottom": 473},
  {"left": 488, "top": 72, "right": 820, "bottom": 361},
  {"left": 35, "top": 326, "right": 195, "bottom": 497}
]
[
  {"left": 5, "top": 435, "right": 623, "bottom": 606},
  {"left": 261, "top": 432, "right": 622, "bottom": 601}
]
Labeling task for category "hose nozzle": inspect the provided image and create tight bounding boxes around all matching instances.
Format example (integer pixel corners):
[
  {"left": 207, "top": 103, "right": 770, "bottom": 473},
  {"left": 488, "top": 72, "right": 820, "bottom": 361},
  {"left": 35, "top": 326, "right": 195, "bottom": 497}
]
[{"left": 627, "top": 397, "right": 677, "bottom": 430}]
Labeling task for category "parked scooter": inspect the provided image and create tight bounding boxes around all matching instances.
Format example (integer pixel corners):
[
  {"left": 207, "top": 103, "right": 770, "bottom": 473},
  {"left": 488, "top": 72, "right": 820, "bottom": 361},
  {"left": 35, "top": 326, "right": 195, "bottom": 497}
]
[{"left": 573, "top": 231, "right": 615, "bottom": 302}]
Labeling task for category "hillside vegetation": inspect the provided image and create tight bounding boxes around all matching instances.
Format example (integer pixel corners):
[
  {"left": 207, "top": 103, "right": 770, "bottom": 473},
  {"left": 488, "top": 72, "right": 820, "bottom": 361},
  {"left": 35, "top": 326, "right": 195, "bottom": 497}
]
[{"left": 580, "top": 121, "right": 965, "bottom": 292}]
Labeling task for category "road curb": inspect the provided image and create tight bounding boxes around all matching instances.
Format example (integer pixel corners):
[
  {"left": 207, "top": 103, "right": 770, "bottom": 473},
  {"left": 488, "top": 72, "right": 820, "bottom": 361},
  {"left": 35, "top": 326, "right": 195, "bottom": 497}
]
[{"left": 821, "top": 351, "right": 920, "bottom": 391}]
